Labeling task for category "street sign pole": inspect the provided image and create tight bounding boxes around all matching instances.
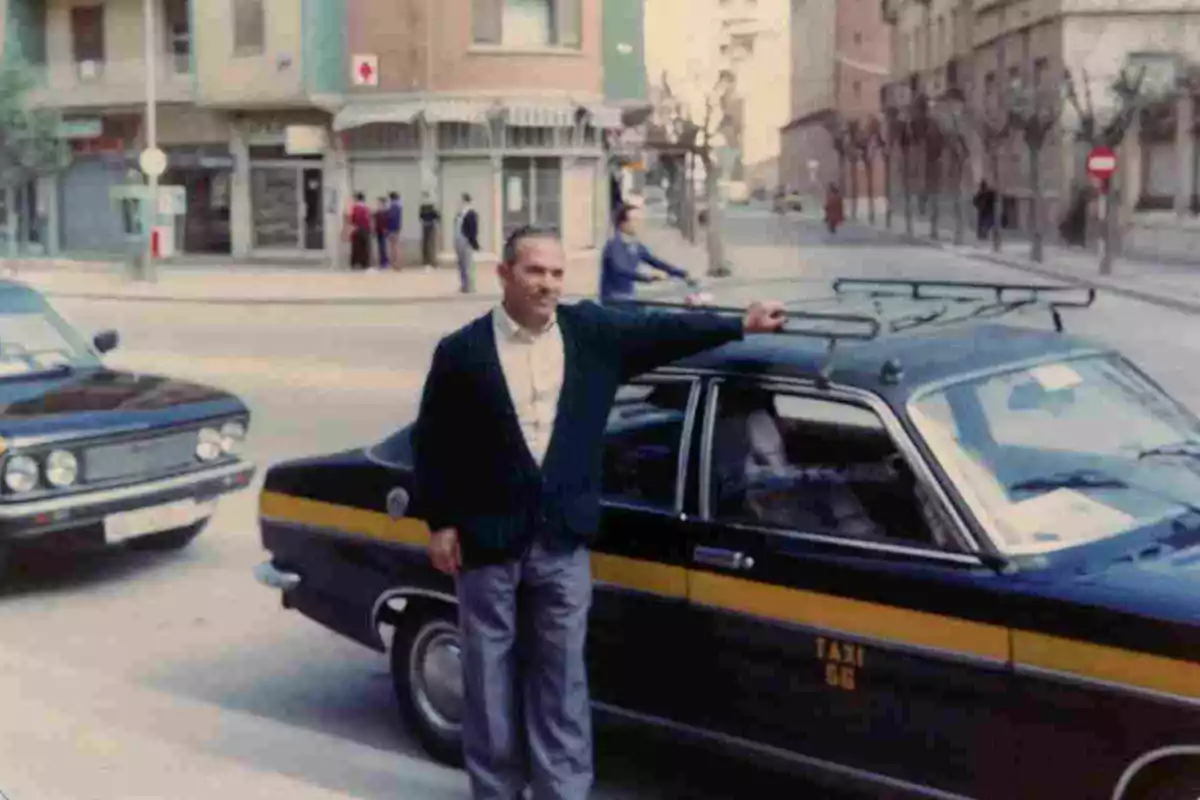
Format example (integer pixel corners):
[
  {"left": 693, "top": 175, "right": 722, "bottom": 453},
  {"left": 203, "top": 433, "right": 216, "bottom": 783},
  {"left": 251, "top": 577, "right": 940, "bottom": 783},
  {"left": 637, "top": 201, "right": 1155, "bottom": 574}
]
[
  {"left": 1086, "top": 146, "right": 1118, "bottom": 276},
  {"left": 142, "top": 0, "right": 159, "bottom": 283}
]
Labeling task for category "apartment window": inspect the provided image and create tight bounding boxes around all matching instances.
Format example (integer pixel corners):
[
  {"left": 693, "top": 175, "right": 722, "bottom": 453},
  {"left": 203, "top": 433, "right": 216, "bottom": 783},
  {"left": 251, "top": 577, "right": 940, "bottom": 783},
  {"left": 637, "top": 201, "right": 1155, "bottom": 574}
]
[
  {"left": 70, "top": 6, "right": 104, "bottom": 65},
  {"left": 473, "top": 0, "right": 582, "bottom": 49},
  {"left": 853, "top": 81, "right": 862, "bottom": 100},
  {"left": 233, "top": 0, "right": 265, "bottom": 55},
  {"left": 165, "top": 0, "right": 190, "bottom": 72},
  {"left": 853, "top": 32, "right": 862, "bottom": 46},
  {"left": 1033, "top": 56, "right": 1048, "bottom": 89}
]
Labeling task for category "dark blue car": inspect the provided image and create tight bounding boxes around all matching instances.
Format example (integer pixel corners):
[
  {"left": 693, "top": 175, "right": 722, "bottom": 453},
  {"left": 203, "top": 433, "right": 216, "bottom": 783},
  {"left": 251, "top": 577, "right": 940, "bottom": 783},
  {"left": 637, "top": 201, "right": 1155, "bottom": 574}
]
[
  {"left": 255, "top": 279, "right": 1200, "bottom": 799},
  {"left": 0, "top": 280, "right": 254, "bottom": 579}
]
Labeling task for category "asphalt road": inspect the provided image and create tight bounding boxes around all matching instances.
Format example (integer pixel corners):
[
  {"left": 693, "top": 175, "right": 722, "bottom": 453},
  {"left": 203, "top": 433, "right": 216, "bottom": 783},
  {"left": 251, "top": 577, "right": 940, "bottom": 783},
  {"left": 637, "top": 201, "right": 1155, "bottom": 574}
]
[{"left": 5, "top": 215, "right": 1200, "bottom": 799}]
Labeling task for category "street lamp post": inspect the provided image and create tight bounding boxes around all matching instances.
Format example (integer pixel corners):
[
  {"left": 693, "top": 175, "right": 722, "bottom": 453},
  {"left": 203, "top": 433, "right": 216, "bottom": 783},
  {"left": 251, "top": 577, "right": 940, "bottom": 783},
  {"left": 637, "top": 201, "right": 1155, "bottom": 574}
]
[{"left": 142, "top": 0, "right": 158, "bottom": 282}]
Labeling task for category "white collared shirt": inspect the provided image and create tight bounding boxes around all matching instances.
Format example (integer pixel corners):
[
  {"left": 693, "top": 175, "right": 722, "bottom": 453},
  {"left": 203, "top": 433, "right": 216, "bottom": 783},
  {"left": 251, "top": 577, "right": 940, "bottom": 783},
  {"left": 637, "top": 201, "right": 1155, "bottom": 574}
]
[{"left": 492, "top": 305, "right": 565, "bottom": 465}]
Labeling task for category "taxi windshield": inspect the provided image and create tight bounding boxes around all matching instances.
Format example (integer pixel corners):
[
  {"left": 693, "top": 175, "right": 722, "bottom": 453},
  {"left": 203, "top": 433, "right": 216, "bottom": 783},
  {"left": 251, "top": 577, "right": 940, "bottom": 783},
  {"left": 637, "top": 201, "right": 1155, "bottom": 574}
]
[
  {"left": 0, "top": 290, "right": 98, "bottom": 375},
  {"left": 908, "top": 354, "right": 1200, "bottom": 556}
]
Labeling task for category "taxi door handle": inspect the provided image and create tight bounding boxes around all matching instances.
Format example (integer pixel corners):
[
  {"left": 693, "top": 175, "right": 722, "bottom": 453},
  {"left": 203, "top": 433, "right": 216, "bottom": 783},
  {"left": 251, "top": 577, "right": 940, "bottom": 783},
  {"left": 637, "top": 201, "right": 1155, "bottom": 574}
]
[{"left": 693, "top": 545, "right": 755, "bottom": 571}]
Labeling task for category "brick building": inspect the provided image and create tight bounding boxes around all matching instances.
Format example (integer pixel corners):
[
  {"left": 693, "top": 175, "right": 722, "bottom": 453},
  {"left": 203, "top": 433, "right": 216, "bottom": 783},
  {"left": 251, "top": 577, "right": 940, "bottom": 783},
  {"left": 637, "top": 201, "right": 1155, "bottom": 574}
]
[{"left": 780, "top": 0, "right": 890, "bottom": 208}]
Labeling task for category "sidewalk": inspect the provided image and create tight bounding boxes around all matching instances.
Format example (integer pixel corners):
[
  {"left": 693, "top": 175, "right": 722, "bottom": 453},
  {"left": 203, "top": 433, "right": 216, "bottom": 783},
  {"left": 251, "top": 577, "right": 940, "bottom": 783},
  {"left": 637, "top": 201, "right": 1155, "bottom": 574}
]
[
  {"left": 0, "top": 647, "right": 467, "bottom": 800},
  {"left": 861, "top": 216, "right": 1200, "bottom": 315}
]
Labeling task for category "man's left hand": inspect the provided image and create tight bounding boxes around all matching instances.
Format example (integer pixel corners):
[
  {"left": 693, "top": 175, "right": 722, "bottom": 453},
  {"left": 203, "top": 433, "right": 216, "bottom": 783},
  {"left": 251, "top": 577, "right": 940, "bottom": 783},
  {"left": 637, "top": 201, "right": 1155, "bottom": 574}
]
[{"left": 744, "top": 300, "right": 787, "bottom": 333}]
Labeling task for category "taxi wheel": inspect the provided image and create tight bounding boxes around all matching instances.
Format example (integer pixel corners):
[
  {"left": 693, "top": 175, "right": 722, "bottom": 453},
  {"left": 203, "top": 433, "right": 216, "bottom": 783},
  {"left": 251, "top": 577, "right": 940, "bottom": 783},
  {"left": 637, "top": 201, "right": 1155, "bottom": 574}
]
[
  {"left": 126, "top": 519, "right": 209, "bottom": 552},
  {"left": 391, "top": 604, "right": 465, "bottom": 768}
]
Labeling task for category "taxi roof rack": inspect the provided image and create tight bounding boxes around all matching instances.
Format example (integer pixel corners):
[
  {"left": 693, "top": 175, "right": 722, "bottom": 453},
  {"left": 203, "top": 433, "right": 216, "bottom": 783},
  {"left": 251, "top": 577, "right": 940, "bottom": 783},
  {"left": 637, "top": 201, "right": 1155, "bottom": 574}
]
[
  {"left": 830, "top": 278, "right": 1097, "bottom": 333},
  {"left": 609, "top": 299, "right": 882, "bottom": 342}
]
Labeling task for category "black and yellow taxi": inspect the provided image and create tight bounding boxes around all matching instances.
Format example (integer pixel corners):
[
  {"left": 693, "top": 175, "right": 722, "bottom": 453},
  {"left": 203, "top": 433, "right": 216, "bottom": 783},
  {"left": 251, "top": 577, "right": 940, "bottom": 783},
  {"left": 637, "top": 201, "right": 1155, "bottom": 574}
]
[{"left": 254, "top": 279, "right": 1200, "bottom": 800}]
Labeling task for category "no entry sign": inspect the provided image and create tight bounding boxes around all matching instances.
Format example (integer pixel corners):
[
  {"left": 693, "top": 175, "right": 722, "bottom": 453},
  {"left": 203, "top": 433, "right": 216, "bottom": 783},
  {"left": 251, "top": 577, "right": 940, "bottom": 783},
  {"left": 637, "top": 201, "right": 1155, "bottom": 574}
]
[{"left": 1086, "top": 146, "right": 1117, "bottom": 180}]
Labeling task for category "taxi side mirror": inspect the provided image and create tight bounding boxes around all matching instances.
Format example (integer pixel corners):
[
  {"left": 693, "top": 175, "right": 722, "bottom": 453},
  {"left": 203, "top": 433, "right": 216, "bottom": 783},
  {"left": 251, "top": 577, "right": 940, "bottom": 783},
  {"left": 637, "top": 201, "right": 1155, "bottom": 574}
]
[
  {"left": 387, "top": 487, "right": 410, "bottom": 520},
  {"left": 93, "top": 330, "right": 119, "bottom": 354}
]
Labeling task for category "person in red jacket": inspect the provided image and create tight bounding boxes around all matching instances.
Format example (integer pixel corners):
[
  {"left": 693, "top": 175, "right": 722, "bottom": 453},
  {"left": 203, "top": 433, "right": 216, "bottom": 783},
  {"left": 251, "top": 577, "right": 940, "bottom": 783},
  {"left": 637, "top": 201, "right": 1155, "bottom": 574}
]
[{"left": 347, "top": 193, "right": 371, "bottom": 270}]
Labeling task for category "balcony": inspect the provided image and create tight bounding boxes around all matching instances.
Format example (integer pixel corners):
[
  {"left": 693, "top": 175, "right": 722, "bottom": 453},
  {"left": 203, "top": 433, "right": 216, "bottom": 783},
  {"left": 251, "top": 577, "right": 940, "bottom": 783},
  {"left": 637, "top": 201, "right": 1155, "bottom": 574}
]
[{"left": 27, "top": 57, "right": 194, "bottom": 110}]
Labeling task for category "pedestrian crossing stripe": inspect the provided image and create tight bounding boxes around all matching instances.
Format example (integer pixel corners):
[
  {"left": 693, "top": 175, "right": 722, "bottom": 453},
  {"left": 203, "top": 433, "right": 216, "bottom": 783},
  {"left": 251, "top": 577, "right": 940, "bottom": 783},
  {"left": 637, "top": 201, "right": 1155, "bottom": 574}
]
[{"left": 259, "top": 490, "right": 1200, "bottom": 703}]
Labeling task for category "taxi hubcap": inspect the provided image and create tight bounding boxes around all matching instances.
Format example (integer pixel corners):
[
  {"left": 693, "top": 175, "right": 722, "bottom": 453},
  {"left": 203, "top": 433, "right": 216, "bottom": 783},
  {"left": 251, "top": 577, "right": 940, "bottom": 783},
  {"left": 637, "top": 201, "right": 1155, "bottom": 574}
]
[{"left": 409, "top": 620, "right": 463, "bottom": 734}]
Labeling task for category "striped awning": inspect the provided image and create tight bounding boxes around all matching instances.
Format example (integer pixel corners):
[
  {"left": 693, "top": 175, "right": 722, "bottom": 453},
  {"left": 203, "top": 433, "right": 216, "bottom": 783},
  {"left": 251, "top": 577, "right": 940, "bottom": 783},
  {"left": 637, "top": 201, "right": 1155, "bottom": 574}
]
[
  {"left": 504, "top": 103, "right": 578, "bottom": 128},
  {"left": 584, "top": 105, "right": 625, "bottom": 129},
  {"left": 332, "top": 100, "right": 423, "bottom": 132}
]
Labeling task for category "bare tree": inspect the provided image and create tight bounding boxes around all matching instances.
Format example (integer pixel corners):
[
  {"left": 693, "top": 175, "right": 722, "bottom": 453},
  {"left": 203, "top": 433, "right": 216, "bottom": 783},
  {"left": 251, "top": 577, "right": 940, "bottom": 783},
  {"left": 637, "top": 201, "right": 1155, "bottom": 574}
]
[
  {"left": 912, "top": 94, "right": 947, "bottom": 241},
  {"left": 654, "top": 69, "right": 738, "bottom": 277},
  {"left": 823, "top": 113, "right": 849, "bottom": 204},
  {"left": 874, "top": 112, "right": 895, "bottom": 229},
  {"left": 1007, "top": 79, "right": 1066, "bottom": 263},
  {"left": 861, "top": 116, "right": 883, "bottom": 225},
  {"left": 976, "top": 96, "right": 1012, "bottom": 253},
  {"left": 0, "top": 59, "right": 69, "bottom": 200},
  {"left": 883, "top": 104, "right": 917, "bottom": 235},
  {"left": 1062, "top": 66, "right": 1149, "bottom": 274},
  {"left": 934, "top": 94, "right": 973, "bottom": 245}
]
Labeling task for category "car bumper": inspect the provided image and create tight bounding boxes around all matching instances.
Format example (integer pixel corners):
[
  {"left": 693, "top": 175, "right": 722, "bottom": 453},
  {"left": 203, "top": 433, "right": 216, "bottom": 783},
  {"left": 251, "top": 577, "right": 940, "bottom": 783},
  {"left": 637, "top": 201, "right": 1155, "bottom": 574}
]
[
  {"left": 254, "top": 560, "right": 302, "bottom": 592},
  {"left": 0, "top": 460, "right": 256, "bottom": 543}
]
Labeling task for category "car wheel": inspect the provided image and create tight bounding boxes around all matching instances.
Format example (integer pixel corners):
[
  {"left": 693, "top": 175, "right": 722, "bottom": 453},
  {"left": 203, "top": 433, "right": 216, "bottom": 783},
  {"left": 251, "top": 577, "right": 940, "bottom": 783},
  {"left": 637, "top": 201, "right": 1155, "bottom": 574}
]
[
  {"left": 126, "top": 518, "right": 210, "bottom": 552},
  {"left": 391, "top": 604, "right": 465, "bottom": 767},
  {"left": 1131, "top": 761, "right": 1200, "bottom": 800}
]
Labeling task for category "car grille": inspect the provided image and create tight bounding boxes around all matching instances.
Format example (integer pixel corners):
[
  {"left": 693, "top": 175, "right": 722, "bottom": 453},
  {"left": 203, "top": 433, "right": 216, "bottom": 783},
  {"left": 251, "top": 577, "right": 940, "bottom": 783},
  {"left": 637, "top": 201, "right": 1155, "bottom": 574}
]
[{"left": 83, "top": 430, "right": 199, "bottom": 483}]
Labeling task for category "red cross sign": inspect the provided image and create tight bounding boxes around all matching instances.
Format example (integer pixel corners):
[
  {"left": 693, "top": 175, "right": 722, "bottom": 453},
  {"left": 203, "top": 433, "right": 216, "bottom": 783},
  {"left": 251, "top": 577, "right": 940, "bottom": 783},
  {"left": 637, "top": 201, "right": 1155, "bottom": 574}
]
[{"left": 352, "top": 55, "right": 379, "bottom": 87}]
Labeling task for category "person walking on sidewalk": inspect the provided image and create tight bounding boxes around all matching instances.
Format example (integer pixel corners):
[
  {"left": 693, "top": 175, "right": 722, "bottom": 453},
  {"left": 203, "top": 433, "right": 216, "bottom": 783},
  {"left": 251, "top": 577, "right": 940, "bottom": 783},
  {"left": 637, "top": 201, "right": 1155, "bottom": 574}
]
[
  {"left": 453, "top": 193, "right": 480, "bottom": 293},
  {"left": 824, "top": 182, "right": 845, "bottom": 235},
  {"left": 413, "top": 223, "right": 786, "bottom": 800},
  {"left": 974, "top": 180, "right": 996, "bottom": 241},
  {"left": 599, "top": 202, "right": 690, "bottom": 304},
  {"left": 420, "top": 193, "right": 441, "bottom": 270}
]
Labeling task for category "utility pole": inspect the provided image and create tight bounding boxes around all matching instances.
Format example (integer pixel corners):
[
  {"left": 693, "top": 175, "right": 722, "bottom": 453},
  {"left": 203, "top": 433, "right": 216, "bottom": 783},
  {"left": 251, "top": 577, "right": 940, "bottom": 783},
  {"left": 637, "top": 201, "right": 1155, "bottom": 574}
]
[{"left": 141, "top": 0, "right": 159, "bottom": 281}]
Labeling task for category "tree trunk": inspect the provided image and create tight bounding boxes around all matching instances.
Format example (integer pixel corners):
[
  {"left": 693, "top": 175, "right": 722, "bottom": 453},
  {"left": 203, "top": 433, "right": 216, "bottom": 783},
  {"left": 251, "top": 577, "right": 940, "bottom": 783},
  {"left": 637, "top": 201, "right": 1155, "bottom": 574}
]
[
  {"left": 952, "top": 157, "right": 965, "bottom": 246},
  {"left": 902, "top": 146, "right": 914, "bottom": 236},
  {"left": 848, "top": 157, "right": 859, "bottom": 220},
  {"left": 1029, "top": 142, "right": 1044, "bottom": 263},
  {"left": 928, "top": 156, "right": 941, "bottom": 241},
  {"left": 990, "top": 152, "right": 1002, "bottom": 253},
  {"left": 864, "top": 153, "right": 876, "bottom": 225},
  {"left": 702, "top": 154, "right": 729, "bottom": 277},
  {"left": 882, "top": 152, "right": 892, "bottom": 229}
]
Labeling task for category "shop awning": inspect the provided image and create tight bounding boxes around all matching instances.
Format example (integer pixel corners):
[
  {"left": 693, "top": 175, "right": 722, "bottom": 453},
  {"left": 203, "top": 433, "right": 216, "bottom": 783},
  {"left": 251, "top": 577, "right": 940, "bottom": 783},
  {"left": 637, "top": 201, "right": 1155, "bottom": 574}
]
[
  {"left": 504, "top": 102, "right": 579, "bottom": 128},
  {"left": 582, "top": 104, "right": 625, "bottom": 129},
  {"left": 332, "top": 100, "right": 424, "bottom": 132},
  {"left": 422, "top": 100, "right": 497, "bottom": 124}
]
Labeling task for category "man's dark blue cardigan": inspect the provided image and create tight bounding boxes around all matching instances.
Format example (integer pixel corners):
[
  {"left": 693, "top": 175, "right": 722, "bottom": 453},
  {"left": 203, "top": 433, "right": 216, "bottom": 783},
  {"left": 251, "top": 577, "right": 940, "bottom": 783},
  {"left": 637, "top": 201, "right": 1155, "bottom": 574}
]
[{"left": 412, "top": 300, "right": 744, "bottom": 568}]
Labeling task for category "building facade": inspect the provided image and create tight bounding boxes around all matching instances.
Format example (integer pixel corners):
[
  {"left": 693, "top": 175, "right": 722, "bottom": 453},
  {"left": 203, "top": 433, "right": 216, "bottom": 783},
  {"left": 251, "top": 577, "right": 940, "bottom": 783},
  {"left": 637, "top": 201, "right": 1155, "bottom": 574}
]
[
  {"left": 2, "top": 0, "right": 642, "bottom": 264},
  {"left": 780, "top": 0, "right": 889, "bottom": 206},
  {"left": 882, "top": 0, "right": 1200, "bottom": 251}
]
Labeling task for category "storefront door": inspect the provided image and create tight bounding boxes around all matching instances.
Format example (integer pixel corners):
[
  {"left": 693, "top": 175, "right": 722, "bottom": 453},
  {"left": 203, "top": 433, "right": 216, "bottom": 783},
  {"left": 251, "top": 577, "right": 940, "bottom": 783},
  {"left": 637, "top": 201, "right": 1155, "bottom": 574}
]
[
  {"left": 501, "top": 156, "right": 561, "bottom": 241},
  {"left": 249, "top": 151, "right": 325, "bottom": 253}
]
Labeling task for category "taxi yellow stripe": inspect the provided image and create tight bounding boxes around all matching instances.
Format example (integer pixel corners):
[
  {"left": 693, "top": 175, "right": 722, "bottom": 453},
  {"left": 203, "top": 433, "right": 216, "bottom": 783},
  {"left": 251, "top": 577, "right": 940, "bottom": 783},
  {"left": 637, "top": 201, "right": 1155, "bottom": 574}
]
[
  {"left": 591, "top": 552, "right": 687, "bottom": 598},
  {"left": 259, "top": 491, "right": 430, "bottom": 547},
  {"left": 689, "top": 570, "right": 1011, "bottom": 661},
  {"left": 1014, "top": 632, "right": 1200, "bottom": 700}
]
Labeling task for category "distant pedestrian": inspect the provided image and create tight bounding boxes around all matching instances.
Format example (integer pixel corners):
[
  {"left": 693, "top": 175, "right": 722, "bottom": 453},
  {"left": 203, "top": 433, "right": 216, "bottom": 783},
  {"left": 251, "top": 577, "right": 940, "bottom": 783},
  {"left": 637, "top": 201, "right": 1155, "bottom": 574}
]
[
  {"left": 388, "top": 191, "right": 403, "bottom": 269},
  {"left": 974, "top": 180, "right": 997, "bottom": 240},
  {"left": 374, "top": 197, "right": 391, "bottom": 269},
  {"left": 346, "top": 193, "right": 371, "bottom": 270},
  {"left": 600, "top": 202, "right": 689, "bottom": 304},
  {"left": 453, "top": 193, "right": 480, "bottom": 293},
  {"left": 824, "top": 182, "right": 844, "bottom": 234},
  {"left": 413, "top": 224, "right": 787, "bottom": 800},
  {"left": 420, "top": 193, "right": 440, "bottom": 270}
]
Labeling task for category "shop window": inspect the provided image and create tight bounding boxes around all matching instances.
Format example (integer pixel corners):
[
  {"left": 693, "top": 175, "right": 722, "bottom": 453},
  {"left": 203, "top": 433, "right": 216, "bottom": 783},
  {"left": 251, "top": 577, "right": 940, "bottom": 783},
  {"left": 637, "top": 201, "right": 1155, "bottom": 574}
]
[
  {"left": 165, "top": 0, "right": 191, "bottom": 73},
  {"left": 472, "top": 0, "right": 581, "bottom": 49},
  {"left": 344, "top": 124, "right": 421, "bottom": 152},
  {"left": 233, "top": 0, "right": 265, "bottom": 55},
  {"left": 507, "top": 126, "right": 556, "bottom": 149},
  {"left": 501, "top": 156, "right": 561, "bottom": 240},
  {"left": 437, "top": 122, "right": 490, "bottom": 150}
]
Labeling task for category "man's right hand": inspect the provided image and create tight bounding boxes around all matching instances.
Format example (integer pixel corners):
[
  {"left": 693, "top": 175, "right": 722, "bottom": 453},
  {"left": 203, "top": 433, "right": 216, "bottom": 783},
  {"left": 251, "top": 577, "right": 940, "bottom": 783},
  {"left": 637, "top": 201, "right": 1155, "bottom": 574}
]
[{"left": 429, "top": 528, "right": 461, "bottom": 575}]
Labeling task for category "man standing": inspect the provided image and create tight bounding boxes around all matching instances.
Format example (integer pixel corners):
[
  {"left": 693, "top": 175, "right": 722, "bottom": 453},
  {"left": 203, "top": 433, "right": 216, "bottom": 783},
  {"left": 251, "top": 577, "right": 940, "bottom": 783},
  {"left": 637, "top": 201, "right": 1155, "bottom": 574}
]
[
  {"left": 453, "top": 193, "right": 480, "bottom": 294},
  {"left": 346, "top": 192, "right": 371, "bottom": 270},
  {"left": 419, "top": 192, "right": 441, "bottom": 270},
  {"left": 374, "top": 196, "right": 391, "bottom": 269},
  {"left": 600, "top": 203, "right": 689, "bottom": 304},
  {"left": 413, "top": 224, "right": 786, "bottom": 800},
  {"left": 387, "top": 191, "right": 403, "bottom": 270}
]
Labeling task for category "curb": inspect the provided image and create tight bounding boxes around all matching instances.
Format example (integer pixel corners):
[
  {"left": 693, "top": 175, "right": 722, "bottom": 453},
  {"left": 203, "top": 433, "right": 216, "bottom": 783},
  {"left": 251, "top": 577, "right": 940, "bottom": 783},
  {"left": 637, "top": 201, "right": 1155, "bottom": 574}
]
[{"left": 859, "top": 222, "right": 1200, "bottom": 315}]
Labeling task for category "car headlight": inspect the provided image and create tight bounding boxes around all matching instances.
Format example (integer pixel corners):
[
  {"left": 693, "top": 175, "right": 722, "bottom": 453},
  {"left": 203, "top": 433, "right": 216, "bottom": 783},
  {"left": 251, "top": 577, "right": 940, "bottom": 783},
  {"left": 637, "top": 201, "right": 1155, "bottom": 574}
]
[
  {"left": 44, "top": 449, "right": 79, "bottom": 488},
  {"left": 219, "top": 420, "right": 246, "bottom": 454},
  {"left": 4, "top": 454, "right": 39, "bottom": 493},
  {"left": 196, "top": 428, "right": 223, "bottom": 462}
]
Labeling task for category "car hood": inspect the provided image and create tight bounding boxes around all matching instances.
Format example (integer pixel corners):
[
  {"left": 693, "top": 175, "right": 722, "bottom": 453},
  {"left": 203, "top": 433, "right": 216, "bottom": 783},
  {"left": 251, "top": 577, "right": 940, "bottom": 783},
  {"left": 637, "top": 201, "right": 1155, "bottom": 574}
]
[{"left": 0, "top": 366, "right": 246, "bottom": 443}]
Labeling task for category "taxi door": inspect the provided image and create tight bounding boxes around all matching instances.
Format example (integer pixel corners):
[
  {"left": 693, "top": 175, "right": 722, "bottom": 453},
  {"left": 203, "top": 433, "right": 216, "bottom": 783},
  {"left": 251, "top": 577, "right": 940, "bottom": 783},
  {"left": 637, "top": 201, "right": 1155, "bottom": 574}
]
[
  {"left": 586, "top": 375, "right": 706, "bottom": 724},
  {"left": 683, "top": 378, "right": 1018, "bottom": 797}
]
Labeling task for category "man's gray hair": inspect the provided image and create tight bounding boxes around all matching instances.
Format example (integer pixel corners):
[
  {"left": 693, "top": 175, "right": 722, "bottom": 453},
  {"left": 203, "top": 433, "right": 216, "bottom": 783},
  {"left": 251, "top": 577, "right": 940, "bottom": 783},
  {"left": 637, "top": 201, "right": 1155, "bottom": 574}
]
[{"left": 502, "top": 224, "right": 560, "bottom": 265}]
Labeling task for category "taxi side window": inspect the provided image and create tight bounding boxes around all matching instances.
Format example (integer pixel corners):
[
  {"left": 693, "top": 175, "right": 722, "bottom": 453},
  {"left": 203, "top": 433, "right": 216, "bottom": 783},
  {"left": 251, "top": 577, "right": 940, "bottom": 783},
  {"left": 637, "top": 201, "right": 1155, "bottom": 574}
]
[
  {"left": 709, "top": 386, "right": 957, "bottom": 549},
  {"left": 602, "top": 380, "right": 693, "bottom": 511}
]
